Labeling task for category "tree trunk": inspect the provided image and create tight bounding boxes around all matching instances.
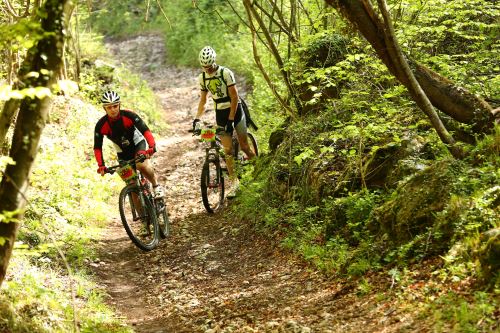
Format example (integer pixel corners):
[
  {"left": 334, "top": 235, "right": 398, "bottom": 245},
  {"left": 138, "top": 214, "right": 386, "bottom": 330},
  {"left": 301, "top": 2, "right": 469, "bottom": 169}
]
[
  {"left": 324, "top": 0, "right": 495, "bottom": 135},
  {"left": 0, "top": 0, "right": 71, "bottom": 288},
  {"left": 0, "top": 100, "right": 21, "bottom": 153}
]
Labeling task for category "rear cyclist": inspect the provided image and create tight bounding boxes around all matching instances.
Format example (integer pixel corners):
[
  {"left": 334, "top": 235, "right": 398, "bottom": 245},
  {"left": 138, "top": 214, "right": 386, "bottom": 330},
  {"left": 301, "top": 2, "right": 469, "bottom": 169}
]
[
  {"left": 93, "top": 90, "right": 164, "bottom": 198},
  {"left": 192, "top": 46, "right": 255, "bottom": 197}
]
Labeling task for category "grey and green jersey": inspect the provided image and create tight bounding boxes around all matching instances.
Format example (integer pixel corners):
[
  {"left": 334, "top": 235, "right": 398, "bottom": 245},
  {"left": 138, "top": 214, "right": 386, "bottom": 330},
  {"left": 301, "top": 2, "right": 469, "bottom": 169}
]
[{"left": 198, "top": 65, "right": 236, "bottom": 111}]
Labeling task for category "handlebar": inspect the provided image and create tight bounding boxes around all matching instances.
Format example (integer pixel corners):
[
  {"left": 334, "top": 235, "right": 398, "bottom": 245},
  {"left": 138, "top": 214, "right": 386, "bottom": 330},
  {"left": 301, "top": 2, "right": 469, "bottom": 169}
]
[
  {"left": 105, "top": 154, "right": 147, "bottom": 175},
  {"left": 189, "top": 126, "right": 226, "bottom": 136}
]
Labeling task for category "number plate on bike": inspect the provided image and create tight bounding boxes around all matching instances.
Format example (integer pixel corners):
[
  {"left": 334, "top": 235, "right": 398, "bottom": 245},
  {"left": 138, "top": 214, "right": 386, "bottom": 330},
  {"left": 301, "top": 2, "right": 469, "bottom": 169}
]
[
  {"left": 117, "top": 164, "right": 137, "bottom": 181},
  {"left": 200, "top": 128, "right": 217, "bottom": 142}
]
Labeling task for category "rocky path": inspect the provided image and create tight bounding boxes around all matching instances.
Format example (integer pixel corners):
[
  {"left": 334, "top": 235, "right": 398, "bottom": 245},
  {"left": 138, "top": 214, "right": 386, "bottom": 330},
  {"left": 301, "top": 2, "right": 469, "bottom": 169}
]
[{"left": 91, "top": 35, "right": 415, "bottom": 333}]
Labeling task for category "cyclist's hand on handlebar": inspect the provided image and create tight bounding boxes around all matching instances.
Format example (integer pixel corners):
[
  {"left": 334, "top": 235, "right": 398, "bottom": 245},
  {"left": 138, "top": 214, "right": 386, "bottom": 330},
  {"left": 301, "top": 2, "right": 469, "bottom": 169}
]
[
  {"left": 135, "top": 150, "right": 149, "bottom": 160},
  {"left": 146, "top": 147, "right": 156, "bottom": 157},
  {"left": 192, "top": 118, "right": 201, "bottom": 132},
  {"left": 97, "top": 165, "right": 107, "bottom": 176}
]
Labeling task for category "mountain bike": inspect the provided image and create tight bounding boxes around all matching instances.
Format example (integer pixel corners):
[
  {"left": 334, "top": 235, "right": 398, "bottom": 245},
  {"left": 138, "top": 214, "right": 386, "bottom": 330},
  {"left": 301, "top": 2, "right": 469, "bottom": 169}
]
[
  {"left": 105, "top": 155, "right": 170, "bottom": 251},
  {"left": 191, "top": 125, "right": 258, "bottom": 213}
]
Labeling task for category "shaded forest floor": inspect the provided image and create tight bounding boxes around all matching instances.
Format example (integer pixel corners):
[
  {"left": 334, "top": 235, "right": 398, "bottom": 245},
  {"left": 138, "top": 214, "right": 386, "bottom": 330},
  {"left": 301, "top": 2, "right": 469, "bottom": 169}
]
[{"left": 90, "top": 35, "right": 437, "bottom": 333}]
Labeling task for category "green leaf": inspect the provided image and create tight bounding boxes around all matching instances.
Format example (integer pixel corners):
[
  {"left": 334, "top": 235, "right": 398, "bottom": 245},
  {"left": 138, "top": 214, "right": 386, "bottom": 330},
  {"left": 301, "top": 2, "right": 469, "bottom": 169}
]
[
  {"left": 0, "top": 210, "right": 20, "bottom": 224},
  {"left": 294, "top": 148, "right": 315, "bottom": 166}
]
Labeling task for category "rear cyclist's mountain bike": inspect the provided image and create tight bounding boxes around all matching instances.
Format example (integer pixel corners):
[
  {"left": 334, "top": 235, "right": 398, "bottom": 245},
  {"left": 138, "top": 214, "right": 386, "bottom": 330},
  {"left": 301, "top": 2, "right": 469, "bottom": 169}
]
[
  {"left": 191, "top": 125, "right": 258, "bottom": 213},
  {"left": 106, "top": 155, "right": 169, "bottom": 251}
]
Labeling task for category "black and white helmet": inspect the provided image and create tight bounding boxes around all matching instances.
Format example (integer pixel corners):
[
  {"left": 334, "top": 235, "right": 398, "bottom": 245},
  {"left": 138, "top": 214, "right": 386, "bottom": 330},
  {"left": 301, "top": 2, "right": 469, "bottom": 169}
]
[
  {"left": 101, "top": 90, "right": 120, "bottom": 105},
  {"left": 199, "top": 46, "right": 216, "bottom": 66}
]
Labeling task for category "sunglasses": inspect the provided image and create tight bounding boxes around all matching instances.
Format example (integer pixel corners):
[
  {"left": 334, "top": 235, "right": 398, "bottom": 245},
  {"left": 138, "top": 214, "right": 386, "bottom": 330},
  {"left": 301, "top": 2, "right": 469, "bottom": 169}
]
[{"left": 104, "top": 103, "right": 120, "bottom": 110}]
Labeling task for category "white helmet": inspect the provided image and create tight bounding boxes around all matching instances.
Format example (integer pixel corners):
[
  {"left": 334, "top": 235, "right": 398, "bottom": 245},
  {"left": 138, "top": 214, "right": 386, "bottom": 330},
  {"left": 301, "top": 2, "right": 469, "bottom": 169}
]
[
  {"left": 101, "top": 90, "right": 120, "bottom": 105},
  {"left": 199, "top": 46, "right": 216, "bottom": 66}
]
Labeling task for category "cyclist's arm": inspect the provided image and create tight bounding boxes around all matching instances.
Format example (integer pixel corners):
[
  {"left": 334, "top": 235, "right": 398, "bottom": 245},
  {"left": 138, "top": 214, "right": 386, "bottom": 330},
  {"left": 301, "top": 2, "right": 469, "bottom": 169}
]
[
  {"left": 196, "top": 90, "right": 208, "bottom": 119},
  {"left": 228, "top": 85, "right": 239, "bottom": 121},
  {"left": 123, "top": 110, "right": 156, "bottom": 149},
  {"left": 93, "top": 123, "right": 105, "bottom": 166}
]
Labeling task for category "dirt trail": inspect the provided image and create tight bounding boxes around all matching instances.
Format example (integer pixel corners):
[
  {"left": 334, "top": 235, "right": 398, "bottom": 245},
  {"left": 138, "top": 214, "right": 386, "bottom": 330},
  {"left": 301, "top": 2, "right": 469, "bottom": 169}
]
[{"left": 91, "top": 35, "right": 415, "bottom": 333}]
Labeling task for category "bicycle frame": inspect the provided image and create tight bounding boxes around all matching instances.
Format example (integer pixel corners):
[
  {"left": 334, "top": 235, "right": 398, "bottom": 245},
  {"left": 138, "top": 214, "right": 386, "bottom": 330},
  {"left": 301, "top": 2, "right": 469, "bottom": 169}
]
[{"left": 109, "top": 156, "right": 153, "bottom": 204}]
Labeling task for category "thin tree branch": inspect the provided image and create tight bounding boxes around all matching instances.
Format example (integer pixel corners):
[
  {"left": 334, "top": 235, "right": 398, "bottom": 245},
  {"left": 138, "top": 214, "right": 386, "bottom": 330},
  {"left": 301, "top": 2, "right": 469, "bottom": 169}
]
[
  {"left": 224, "top": 0, "right": 251, "bottom": 30},
  {"left": 297, "top": 0, "right": 318, "bottom": 34},
  {"left": 258, "top": 0, "right": 295, "bottom": 41},
  {"left": 3, "top": 0, "right": 31, "bottom": 18},
  {"left": 244, "top": 0, "right": 302, "bottom": 113},
  {"left": 243, "top": 0, "right": 296, "bottom": 120},
  {"left": 376, "top": 0, "right": 462, "bottom": 157},
  {"left": 155, "top": 0, "right": 172, "bottom": 29},
  {"left": 192, "top": 0, "right": 231, "bottom": 30}
]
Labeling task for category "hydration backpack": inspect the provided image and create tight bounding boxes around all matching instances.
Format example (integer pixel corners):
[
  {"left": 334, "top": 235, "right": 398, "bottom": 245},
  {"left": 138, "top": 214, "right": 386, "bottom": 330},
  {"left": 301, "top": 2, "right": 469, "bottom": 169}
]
[{"left": 203, "top": 67, "right": 258, "bottom": 131}]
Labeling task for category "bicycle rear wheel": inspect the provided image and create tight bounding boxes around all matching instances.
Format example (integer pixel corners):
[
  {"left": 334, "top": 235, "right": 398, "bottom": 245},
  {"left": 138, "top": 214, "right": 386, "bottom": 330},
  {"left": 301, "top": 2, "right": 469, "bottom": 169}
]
[
  {"left": 155, "top": 198, "right": 170, "bottom": 239},
  {"left": 119, "top": 185, "right": 159, "bottom": 251},
  {"left": 201, "top": 160, "right": 225, "bottom": 213},
  {"left": 233, "top": 132, "right": 259, "bottom": 161},
  {"left": 247, "top": 132, "right": 259, "bottom": 157}
]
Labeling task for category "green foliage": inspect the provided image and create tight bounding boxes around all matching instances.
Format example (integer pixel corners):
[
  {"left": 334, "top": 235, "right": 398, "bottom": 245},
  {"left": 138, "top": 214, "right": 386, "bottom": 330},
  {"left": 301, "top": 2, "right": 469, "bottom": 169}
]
[
  {"left": 0, "top": 18, "right": 42, "bottom": 52},
  {"left": 1, "top": 92, "right": 143, "bottom": 331},
  {"left": 87, "top": 0, "right": 148, "bottom": 37},
  {"left": 0, "top": 257, "right": 133, "bottom": 333},
  {"left": 298, "top": 32, "right": 350, "bottom": 68},
  {"left": 425, "top": 291, "right": 499, "bottom": 332},
  {"left": 152, "top": 1, "right": 253, "bottom": 74},
  {"left": 400, "top": 0, "right": 500, "bottom": 98}
]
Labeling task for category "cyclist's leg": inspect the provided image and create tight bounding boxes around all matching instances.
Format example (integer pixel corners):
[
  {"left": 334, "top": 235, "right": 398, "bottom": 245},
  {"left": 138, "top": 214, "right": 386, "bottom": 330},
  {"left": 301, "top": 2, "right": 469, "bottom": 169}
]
[
  {"left": 137, "top": 159, "right": 157, "bottom": 186},
  {"left": 235, "top": 112, "right": 255, "bottom": 160},
  {"left": 133, "top": 141, "right": 159, "bottom": 188},
  {"left": 217, "top": 109, "right": 237, "bottom": 180},
  {"left": 220, "top": 133, "right": 236, "bottom": 179}
]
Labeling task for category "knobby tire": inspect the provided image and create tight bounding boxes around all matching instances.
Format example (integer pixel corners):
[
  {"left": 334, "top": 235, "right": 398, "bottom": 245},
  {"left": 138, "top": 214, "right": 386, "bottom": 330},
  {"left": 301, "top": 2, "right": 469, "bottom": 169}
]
[
  {"left": 233, "top": 131, "right": 259, "bottom": 160},
  {"left": 201, "top": 160, "right": 224, "bottom": 213},
  {"left": 247, "top": 132, "right": 259, "bottom": 157},
  {"left": 155, "top": 198, "right": 170, "bottom": 239}
]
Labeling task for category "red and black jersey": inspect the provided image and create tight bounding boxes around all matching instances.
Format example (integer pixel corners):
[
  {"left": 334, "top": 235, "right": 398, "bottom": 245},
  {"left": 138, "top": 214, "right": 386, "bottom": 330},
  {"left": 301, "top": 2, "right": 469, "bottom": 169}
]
[{"left": 93, "top": 109, "right": 155, "bottom": 166}]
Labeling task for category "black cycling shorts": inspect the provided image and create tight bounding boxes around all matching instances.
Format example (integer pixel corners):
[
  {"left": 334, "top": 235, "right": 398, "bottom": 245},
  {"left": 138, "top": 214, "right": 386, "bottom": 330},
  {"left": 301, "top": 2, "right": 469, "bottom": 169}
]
[
  {"left": 216, "top": 103, "right": 243, "bottom": 127},
  {"left": 117, "top": 140, "right": 146, "bottom": 161}
]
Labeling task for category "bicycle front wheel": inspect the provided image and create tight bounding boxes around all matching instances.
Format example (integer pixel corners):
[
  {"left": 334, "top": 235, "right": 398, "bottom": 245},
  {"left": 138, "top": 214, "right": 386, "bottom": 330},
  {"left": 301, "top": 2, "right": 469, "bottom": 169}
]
[
  {"left": 119, "top": 185, "right": 159, "bottom": 251},
  {"left": 201, "top": 160, "right": 225, "bottom": 213},
  {"left": 155, "top": 198, "right": 170, "bottom": 239}
]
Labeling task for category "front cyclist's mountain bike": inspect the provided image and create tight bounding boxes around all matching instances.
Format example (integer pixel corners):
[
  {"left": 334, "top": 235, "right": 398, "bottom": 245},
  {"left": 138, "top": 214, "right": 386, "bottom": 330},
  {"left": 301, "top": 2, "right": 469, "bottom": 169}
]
[
  {"left": 106, "top": 155, "right": 170, "bottom": 251},
  {"left": 191, "top": 125, "right": 258, "bottom": 213}
]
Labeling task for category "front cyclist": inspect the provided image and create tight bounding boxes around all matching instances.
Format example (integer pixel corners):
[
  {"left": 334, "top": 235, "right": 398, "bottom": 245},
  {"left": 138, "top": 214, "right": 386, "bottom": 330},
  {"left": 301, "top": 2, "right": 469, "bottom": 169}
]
[
  {"left": 192, "top": 46, "right": 255, "bottom": 197},
  {"left": 93, "top": 90, "right": 164, "bottom": 198}
]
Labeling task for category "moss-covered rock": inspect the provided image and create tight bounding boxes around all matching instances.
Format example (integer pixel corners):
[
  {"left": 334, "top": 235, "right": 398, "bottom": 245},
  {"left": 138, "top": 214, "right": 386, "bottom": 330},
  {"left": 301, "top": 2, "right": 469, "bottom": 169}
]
[
  {"left": 364, "top": 135, "right": 436, "bottom": 188},
  {"left": 369, "top": 159, "right": 465, "bottom": 244},
  {"left": 294, "top": 34, "right": 350, "bottom": 115},
  {"left": 476, "top": 228, "right": 500, "bottom": 284}
]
